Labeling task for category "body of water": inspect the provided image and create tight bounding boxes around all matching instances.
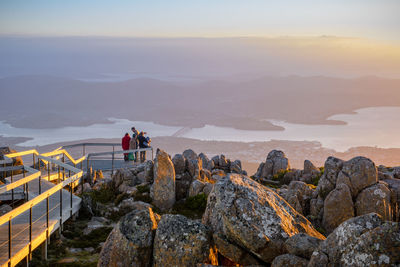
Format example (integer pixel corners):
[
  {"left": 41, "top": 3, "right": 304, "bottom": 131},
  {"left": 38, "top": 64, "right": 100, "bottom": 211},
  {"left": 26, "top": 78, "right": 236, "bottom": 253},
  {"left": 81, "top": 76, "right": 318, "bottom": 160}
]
[{"left": 1, "top": 107, "right": 399, "bottom": 152}]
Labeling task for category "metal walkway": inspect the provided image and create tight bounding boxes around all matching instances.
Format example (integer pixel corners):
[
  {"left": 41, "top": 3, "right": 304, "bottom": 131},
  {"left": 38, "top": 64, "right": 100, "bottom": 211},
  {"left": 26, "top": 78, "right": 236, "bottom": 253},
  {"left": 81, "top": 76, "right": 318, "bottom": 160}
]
[{"left": 0, "top": 143, "right": 153, "bottom": 267}]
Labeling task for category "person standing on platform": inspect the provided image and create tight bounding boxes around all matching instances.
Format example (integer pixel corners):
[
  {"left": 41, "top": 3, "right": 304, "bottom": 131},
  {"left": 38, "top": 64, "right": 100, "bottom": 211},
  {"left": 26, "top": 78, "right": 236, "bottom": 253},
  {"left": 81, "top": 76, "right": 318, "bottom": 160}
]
[
  {"left": 131, "top": 127, "right": 139, "bottom": 162},
  {"left": 122, "top": 133, "right": 131, "bottom": 161}
]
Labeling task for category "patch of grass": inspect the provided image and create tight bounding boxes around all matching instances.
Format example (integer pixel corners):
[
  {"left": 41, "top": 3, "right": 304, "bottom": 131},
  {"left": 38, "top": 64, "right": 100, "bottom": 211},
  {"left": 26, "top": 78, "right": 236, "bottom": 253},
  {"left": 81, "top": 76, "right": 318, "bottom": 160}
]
[
  {"left": 272, "top": 170, "right": 289, "bottom": 181},
  {"left": 136, "top": 184, "right": 150, "bottom": 194},
  {"left": 171, "top": 193, "right": 208, "bottom": 219},
  {"left": 114, "top": 193, "right": 130, "bottom": 206},
  {"left": 262, "top": 182, "right": 280, "bottom": 189},
  {"left": 83, "top": 184, "right": 117, "bottom": 204},
  {"left": 66, "top": 227, "right": 113, "bottom": 249},
  {"left": 316, "top": 226, "right": 326, "bottom": 236},
  {"left": 311, "top": 167, "right": 324, "bottom": 186},
  {"left": 134, "top": 193, "right": 152, "bottom": 203}
]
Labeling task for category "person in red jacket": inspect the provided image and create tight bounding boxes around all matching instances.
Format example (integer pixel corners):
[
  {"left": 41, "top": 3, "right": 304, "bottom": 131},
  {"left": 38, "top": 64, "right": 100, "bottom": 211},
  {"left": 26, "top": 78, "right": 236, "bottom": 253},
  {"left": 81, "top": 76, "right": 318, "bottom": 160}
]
[{"left": 122, "top": 133, "right": 131, "bottom": 161}]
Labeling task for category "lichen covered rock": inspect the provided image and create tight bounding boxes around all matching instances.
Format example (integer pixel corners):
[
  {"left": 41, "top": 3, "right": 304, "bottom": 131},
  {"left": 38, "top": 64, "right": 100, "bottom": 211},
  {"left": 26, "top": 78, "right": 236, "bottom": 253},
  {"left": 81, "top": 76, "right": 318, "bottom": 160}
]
[
  {"left": 98, "top": 207, "right": 160, "bottom": 267},
  {"left": 153, "top": 149, "right": 175, "bottom": 211},
  {"left": 153, "top": 214, "right": 212, "bottom": 267},
  {"left": 271, "top": 254, "right": 309, "bottom": 267},
  {"left": 322, "top": 183, "right": 355, "bottom": 233},
  {"left": 202, "top": 174, "right": 324, "bottom": 263},
  {"left": 310, "top": 213, "right": 400, "bottom": 267}
]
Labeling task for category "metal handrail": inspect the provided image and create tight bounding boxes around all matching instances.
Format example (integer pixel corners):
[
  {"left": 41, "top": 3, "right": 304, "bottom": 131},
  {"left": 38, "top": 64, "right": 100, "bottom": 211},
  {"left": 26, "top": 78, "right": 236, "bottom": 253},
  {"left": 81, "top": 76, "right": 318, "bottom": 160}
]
[{"left": 0, "top": 151, "right": 83, "bottom": 267}]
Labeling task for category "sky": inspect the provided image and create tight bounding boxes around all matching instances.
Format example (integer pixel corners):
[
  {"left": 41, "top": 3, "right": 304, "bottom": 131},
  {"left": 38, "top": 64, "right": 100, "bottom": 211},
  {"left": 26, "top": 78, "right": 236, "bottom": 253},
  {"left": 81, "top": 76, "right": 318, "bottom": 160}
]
[{"left": 0, "top": 0, "right": 399, "bottom": 42}]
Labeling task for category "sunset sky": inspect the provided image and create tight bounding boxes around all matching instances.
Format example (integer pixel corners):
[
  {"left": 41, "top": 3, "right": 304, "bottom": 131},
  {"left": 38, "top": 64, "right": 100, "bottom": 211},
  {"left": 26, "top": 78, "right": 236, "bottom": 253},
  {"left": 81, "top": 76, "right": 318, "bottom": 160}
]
[{"left": 1, "top": 0, "right": 399, "bottom": 42}]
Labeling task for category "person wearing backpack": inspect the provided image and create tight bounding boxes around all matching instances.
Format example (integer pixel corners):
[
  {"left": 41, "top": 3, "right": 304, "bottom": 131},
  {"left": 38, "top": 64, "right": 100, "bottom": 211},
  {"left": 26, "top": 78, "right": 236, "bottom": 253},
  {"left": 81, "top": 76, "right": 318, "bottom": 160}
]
[
  {"left": 131, "top": 127, "right": 139, "bottom": 162},
  {"left": 138, "top": 131, "right": 150, "bottom": 162}
]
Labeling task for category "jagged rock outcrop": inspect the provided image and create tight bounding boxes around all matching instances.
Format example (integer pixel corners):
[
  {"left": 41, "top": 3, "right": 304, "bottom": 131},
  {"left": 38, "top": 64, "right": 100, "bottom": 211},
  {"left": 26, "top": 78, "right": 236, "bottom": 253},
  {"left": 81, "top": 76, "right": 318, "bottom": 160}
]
[
  {"left": 309, "top": 213, "right": 400, "bottom": 267},
  {"left": 152, "top": 149, "right": 176, "bottom": 211},
  {"left": 254, "top": 150, "right": 290, "bottom": 180},
  {"left": 316, "top": 156, "right": 344, "bottom": 199},
  {"left": 98, "top": 207, "right": 160, "bottom": 267},
  {"left": 153, "top": 214, "right": 213, "bottom": 267},
  {"left": 175, "top": 172, "right": 192, "bottom": 200},
  {"left": 309, "top": 156, "right": 394, "bottom": 233},
  {"left": 172, "top": 154, "right": 186, "bottom": 175},
  {"left": 304, "top": 160, "right": 319, "bottom": 174},
  {"left": 202, "top": 174, "right": 324, "bottom": 263},
  {"left": 279, "top": 181, "right": 314, "bottom": 215},
  {"left": 341, "top": 156, "right": 378, "bottom": 197}
]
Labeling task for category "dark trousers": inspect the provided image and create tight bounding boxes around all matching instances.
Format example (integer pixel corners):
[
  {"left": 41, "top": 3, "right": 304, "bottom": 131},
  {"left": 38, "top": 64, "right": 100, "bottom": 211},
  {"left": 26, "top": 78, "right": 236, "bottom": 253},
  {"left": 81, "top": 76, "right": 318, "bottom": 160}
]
[{"left": 140, "top": 151, "right": 146, "bottom": 162}]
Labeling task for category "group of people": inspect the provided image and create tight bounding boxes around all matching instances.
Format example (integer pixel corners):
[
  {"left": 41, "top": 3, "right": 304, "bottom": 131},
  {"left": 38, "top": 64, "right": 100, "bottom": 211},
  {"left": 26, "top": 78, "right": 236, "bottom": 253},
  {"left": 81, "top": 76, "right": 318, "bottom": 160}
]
[{"left": 122, "top": 127, "right": 151, "bottom": 163}]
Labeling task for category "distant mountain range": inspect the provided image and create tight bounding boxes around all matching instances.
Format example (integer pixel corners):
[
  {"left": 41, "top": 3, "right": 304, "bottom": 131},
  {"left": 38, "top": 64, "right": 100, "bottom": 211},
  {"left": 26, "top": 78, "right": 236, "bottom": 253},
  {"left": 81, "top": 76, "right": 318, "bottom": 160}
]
[{"left": 1, "top": 75, "right": 399, "bottom": 130}]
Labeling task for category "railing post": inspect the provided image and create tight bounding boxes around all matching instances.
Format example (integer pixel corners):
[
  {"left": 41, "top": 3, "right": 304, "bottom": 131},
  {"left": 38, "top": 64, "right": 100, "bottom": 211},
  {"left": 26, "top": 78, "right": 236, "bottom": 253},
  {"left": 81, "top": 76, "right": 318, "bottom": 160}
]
[
  {"left": 25, "top": 170, "right": 29, "bottom": 201},
  {"left": 48, "top": 161, "right": 50, "bottom": 181},
  {"left": 8, "top": 218, "right": 12, "bottom": 266},
  {"left": 38, "top": 157, "right": 41, "bottom": 174},
  {"left": 39, "top": 174, "right": 41, "bottom": 195},
  {"left": 62, "top": 155, "right": 65, "bottom": 181},
  {"left": 70, "top": 180, "right": 73, "bottom": 217},
  {"left": 29, "top": 206, "right": 32, "bottom": 260},
  {"left": 23, "top": 169, "right": 27, "bottom": 201},
  {"left": 111, "top": 146, "right": 115, "bottom": 175},
  {"left": 46, "top": 196, "right": 49, "bottom": 244},
  {"left": 59, "top": 183, "right": 63, "bottom": 232},
  {"left": 11, "top": 171, "right": 14, "bottom": 208},
  {"left": 33, "top": 154, "right": 35, "bottom": 169},
  {"left": 2, "top": 163, "right": 5, "bottom": 181}
]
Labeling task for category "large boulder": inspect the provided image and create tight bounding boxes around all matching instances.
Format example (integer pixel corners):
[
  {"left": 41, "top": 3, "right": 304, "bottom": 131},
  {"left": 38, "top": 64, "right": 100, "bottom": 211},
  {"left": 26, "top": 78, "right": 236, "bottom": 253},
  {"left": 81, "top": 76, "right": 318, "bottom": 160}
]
[
  {"left": 175, "top": 172, "right": 193, "bottom": 200},
  {"left": 230, "top": 160, "right": 242, "bottom": 174},
  {"left": 254, "top": 150, "right": 290, "bottom": 180},
  {"left": 182, "top": 149, "right": 198, "bottom": 162},
  {"left": 188, "top": 179, "right": 206, "bottom": 197},
  {"left": 112, "top": 168, "right": 134, "bottom": 190},
  {"left": 383, "top": 177, "right": 400, "bottom": 206},
  {"left": 202, "top": 174, "right": 324, "bottom": 263},
  {"left": 322, "top": 183, "right": 355, "bottom": 233},
  {"left": 280, "top": 181, "right": 314, "bottom": 215},
  {"left": 144, "top": 160, "right": 154, "bottom": 183},
  {"left": 172, "top": 154, "right": 186, "bottom": 175},
  {"left": 355, "top": 183, "right": 392, "bottom": 220},
  {"left": 261, "top": 150, "right": 290, "bottom": 178},
  {"left": 153, "top": 214, "right": 213, "bottom": 267},
  {"left": 199, "top": 153, "right": 210, "bottom": 170},
  {"left": 340, "top": 156, "right": 377, "bottom": 197},
  {"left": 316, "top": 156, "right": 344, "bottom": 199},
  {"left": 153, "top": 149, "right": 175, "bottom": 211},
  {"left": 309, "top": 213, "right": 400, "bottom": 267},
  {"left": 187, "top": 159, "right": 202, "bottom": 179},
  {"left": 212, "top": 233, "right": 263, "bottom": 265},
  {"left": 303, "top": 160, "right": 319, "bottom": 174},
  {"left": 284, "top": 233, "right": 322, "bottom": 259},
  {"left": 271, "top": 254, "right": 308, "bottom": 267},
  {"left": 98, "top": 208, "right": 160, "bottom": 267}
]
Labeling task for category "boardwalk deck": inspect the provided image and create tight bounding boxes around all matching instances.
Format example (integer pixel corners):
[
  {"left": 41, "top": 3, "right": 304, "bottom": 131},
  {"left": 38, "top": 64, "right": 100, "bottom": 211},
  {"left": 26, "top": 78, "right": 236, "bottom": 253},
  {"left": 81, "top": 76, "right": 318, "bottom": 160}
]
[{"left": 0, "top": 173, "right": 81, "bottom": 266}]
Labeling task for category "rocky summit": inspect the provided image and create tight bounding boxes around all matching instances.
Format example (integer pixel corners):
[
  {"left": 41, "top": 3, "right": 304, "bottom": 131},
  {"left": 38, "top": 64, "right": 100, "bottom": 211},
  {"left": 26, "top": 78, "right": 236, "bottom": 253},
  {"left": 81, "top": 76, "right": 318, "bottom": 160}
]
[{"left": 37, "top": 147, "right": 400, "bottom": 266}]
